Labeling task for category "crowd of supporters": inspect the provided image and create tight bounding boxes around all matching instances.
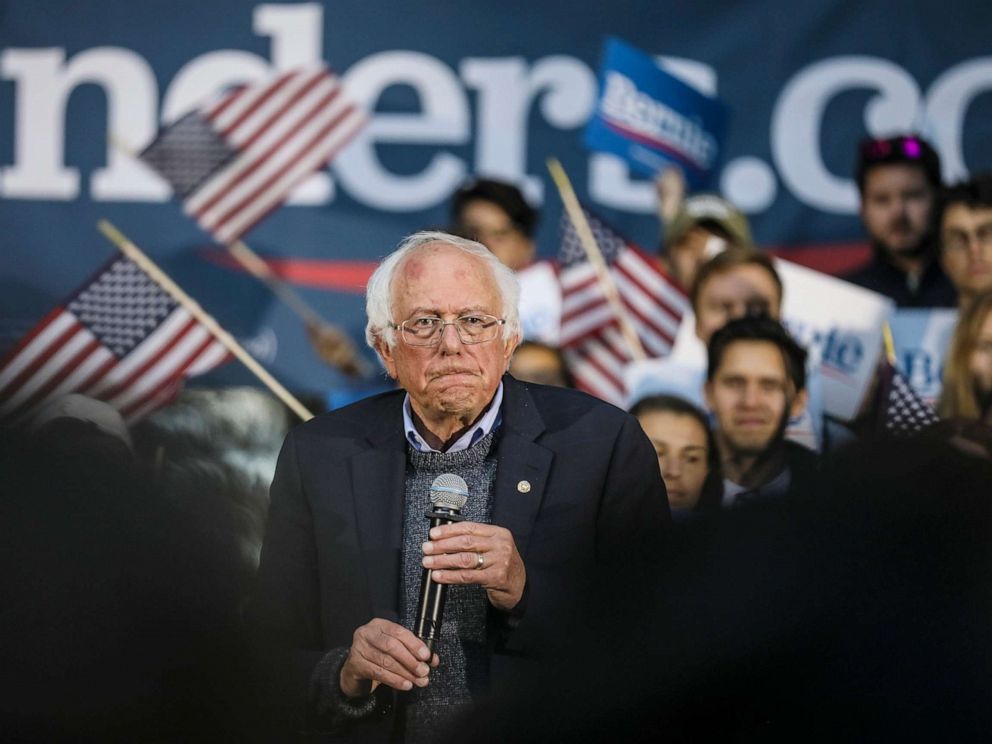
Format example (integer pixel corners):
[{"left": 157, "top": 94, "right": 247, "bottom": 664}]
[{"left": 3, "top": 132, "right": 992, "bottom": 739}]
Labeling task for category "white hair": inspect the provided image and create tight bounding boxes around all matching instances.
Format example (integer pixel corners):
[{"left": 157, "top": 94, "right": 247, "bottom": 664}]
[{"left": 365, "top": 230, "right": 521, "bottom": 349}]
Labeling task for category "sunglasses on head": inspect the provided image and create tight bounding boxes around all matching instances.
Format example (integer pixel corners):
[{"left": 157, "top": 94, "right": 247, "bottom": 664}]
[{"left": 859, "top": 135, "right": 925, "bottom": 162}]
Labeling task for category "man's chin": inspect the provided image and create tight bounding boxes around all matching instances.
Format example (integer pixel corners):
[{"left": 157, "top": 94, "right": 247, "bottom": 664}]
[
  {"left": 879, "top": 238, "right": 929, "bottom": 260},
  {"left": 726, "top": 436, "right": 774, "bottom": 458}
]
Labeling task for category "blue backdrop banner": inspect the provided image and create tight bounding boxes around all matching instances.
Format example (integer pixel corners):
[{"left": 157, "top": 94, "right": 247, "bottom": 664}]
[{"left": 2, "top": 1, "right": 991, "bottom": 397}]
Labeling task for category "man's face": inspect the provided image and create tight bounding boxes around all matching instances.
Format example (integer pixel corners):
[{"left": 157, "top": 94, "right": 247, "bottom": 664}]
[
  {"left": 705, "top": 340, "right": 806, "bottom": 459},
  {"left": 635, "top": 410, "right": 710, "bottom": 511},
  {"left": 941, "top": 204, "right": 992, "bottom": 298},
  {"left": 694, "top": 265, "right": 781, "bottom": 345},
  {"left": 860, "top": 164, "right": 935, "bottom": 259},
  {"left": 970, "top": 310, "right": 992, "bottom": 400},
  {"left": 376, "top": 243, "right": 519, "bottom": 427},
  {"left": 457, "top": 199, "right": 535, "bottom": 272}
]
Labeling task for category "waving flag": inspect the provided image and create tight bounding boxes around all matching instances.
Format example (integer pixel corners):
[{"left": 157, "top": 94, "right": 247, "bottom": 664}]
[
  {"left": 140, "top": 64, "right": 366, "bottom": 244},
  {"left": 0, "top": 257, "right": 230, "bottom": 424},
  {"left": 878, "top": 362, "right": 940, "bottom": 437},
  {"left": 558, "top": 207, "right": 688, "bottom": 405}
]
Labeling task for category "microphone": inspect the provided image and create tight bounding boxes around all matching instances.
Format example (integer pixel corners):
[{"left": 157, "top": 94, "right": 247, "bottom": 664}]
[{"left": 414, "top": 473, "right": 469, "bottom": 653}]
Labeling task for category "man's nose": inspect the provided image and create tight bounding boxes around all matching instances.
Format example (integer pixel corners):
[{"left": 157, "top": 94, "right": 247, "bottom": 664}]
[
  {"left": 661, "top": 455, "right": 681, "bottom": 479},
  {"left": 437, "top": 322, "right": 464, "bottom": 352},
  {"left": 741, "top": 383, "right": 761, "bottom": 407}
]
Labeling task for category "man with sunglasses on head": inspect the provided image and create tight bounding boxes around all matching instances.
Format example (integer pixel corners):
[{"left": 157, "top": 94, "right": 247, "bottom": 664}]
[
  {"left": 843, "top": 134, "right": 956, "bottom": 307},
  {"left": 248, "top": 231, "right": 669, "bottom": 742}
]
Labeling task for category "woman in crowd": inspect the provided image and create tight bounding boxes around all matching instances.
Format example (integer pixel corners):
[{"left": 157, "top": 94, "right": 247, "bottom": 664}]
[
  {"left": 939, "top": 290, "right": 992, "bottom": 425},
  {"left": 630, "top": 394, "right": 723, "bottom": 515}
]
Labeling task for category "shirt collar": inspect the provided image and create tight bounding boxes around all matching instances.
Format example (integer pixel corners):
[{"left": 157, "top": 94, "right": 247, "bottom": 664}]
[{"left": 403, "top": 381, "right": 503, "bottom": 454}]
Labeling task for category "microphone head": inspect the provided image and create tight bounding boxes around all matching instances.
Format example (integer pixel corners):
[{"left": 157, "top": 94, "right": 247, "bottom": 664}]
[{"left": 430, "top": 473, "right": 469, "bottom": 511}]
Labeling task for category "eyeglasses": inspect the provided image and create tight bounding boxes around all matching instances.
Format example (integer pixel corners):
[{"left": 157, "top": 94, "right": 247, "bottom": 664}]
[
  {"left": 859, "top": 135, "right": 926, "bottom": 163},
  {"left": 942, "top": 225, "right": 992, "bottom": 255},
  {"left": 391, "top": 314, "right": 506, "bottom": 346}
]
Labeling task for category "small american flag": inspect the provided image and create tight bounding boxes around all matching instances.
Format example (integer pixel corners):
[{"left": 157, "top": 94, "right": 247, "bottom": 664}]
[
  {"left": 0, "top": 257, "right": 230, "bottom": 424},
  {"left": 140, "top": 64, "right": 366, "bottom": 245},
  {"left": 558, "top": 207, "right": 689, "bottom": 406},
  {"left": 879, "top": 362, "right": 940, "bottom": 437}
]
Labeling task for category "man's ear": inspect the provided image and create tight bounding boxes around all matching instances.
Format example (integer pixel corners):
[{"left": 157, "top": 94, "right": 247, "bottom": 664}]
[
  {"left": 703, "top": 380, "right": 715, "bottom": 411},
  {"left": 502, "top": 332, "right": 521, "bottom": 371},
  {"left": 789, "top": 388, "right": 810, "bottom": 420},
  {"left": 375, "top": 336, "right": 398, "bottom": 379}
]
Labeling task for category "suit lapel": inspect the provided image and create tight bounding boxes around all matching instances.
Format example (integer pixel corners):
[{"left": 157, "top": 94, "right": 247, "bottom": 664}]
[
  {"left": 350, "top": 401, "right": 407, "bottom": 623},
  {"left": 492, "top": 376, "right": 552, "bottom": 560}
]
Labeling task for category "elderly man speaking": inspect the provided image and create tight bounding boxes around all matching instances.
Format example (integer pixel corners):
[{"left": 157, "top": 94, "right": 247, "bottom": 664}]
[{"left": 249, "top": 231, "right": 669, "bottom": 741}]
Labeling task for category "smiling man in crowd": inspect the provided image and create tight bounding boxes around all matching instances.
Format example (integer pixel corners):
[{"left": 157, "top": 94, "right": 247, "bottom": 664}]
[
  {"left": 705, "top": 315, "right": 819, "bottom": 506},
  {"left": 248, "top": 231, "right": 669, "bottom": 742}
]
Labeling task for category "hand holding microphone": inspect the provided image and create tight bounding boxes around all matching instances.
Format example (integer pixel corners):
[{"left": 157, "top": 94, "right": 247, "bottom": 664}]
[{"left": 419, "top": 475, "right": 526, "bottom": 616}]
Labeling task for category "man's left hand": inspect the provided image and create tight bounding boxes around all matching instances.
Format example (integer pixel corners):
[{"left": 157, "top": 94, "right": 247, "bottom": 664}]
[{"left": 421, "top": 522, "right": 525, "bottom": 612}]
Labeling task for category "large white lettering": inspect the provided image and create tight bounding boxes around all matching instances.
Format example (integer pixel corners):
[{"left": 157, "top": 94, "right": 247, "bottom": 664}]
[
  {"left": 335, "top": 51, "right": 469, "bottom": 211},
  {"left": 1, "top": 47, "right": 161, "bottom": 200},
  {"left": 925, "top": 57, "right": 992, "bottom": 182},
  {"left": 461, "top": 55, "right": 595, "bottom": 203},
  {"left": 771, "top": 56, "right": 921, "bottom": 214}
]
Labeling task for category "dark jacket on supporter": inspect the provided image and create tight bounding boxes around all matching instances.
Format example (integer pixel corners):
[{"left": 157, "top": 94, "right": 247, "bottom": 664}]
[
  {"left": 842, "top": 253, "right": 956, "bottom": 308},
  {"left": 246, "top": 374, "right": 669, "bottom": 741},
  {"left": 724, "top": 441, "right": 822, "bottom": 508}
]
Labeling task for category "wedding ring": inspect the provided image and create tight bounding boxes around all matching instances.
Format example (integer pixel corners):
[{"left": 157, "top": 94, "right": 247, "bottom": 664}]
[{"left": 475, "top": 552, "right": 485, "bottom": 570}]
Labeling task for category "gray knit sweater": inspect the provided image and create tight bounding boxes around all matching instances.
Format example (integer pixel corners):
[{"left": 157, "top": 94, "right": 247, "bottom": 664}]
[
  {"left": 400, "top": 429, "right": 498, "bottom": 742},
  {"left": 309, "top": 429, "right": 499, "bottom": 741}
]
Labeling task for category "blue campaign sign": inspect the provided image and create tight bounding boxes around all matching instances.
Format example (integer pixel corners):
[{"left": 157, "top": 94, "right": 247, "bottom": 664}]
[{"left": 584, "top": 37, "right": 729, "bottom": 188}]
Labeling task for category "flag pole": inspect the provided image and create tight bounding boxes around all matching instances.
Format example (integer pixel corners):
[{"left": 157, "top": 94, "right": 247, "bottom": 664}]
[
  {"left": 97, "top": 220, "right": 314, "bottom": 422},
  {"left": 225, "top": 239, "right": 375, "bottom": 378},
  {"left": 546, "top": 158, "right": 646, "bottom": 360},
  {"left": 882, "top": 321, "right": 897, "bottom": 366}
]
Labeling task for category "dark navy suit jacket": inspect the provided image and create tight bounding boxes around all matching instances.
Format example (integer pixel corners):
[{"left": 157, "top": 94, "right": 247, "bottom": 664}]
[{"left": 248, "top": 374, "right": 670, "bottom": 738}]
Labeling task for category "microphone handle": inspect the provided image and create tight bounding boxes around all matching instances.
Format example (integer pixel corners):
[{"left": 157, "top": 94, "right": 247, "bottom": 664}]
[{"left": 414, "top": 510, "right": 463, "bottom": 651}]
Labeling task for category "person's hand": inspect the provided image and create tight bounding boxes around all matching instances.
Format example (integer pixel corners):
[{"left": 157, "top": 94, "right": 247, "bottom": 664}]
[
  {"left": 339, "top": 618, "right": 440, "bottom": 698},
  {"left": 306, "top": 320, "right": 367, "bottom": 377},
  {"left": 655, "top": 165, "right": 686, "bottom": 226},
  {"left": 421, "top": 522, "right": 526, "bottom": 612}
]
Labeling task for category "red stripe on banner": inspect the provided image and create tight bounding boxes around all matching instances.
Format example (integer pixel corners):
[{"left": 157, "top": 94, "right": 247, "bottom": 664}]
[
  {"left": 214, "top": 70, "right": 296, "bottom": 138},
  {"left": 602, "top": 118, "right": 706, "bottom": 175},
  {"left": 0, "top": 306, "right": 65, "bottom": 369},
  {"left": 199, "top": 250, "right": 376, "bottom": 293},
  {"left": 209, "top": 103, "right": 356, "bottom": 240},
  {"left": 767, "top": 242, "right": 872, "bottom": 276},
  {"left": 98, "top": 317, "right": 198, "bottom": 401},
  {"left": 0, "top": 319, "right": 83, "bottom": 403},
  {"left": 192, "top": 87, "right": 342, "bottom": 221},
  {"left": 569, "top": 347, "right": 624, "bottom": 402},
  {"left": 118, "top": 333, "right": 216, "bottom": 418},
  {"left": 5, "top": 338, "right": 101, "bottom": 420},
  {"left": 235, "top": 72, "right": 331, "bottom": 152}
]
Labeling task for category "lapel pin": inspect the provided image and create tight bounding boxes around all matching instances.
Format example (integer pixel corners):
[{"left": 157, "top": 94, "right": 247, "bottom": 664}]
[{"left": 517, "top": 480, "right": 531, "bottom": 493}]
